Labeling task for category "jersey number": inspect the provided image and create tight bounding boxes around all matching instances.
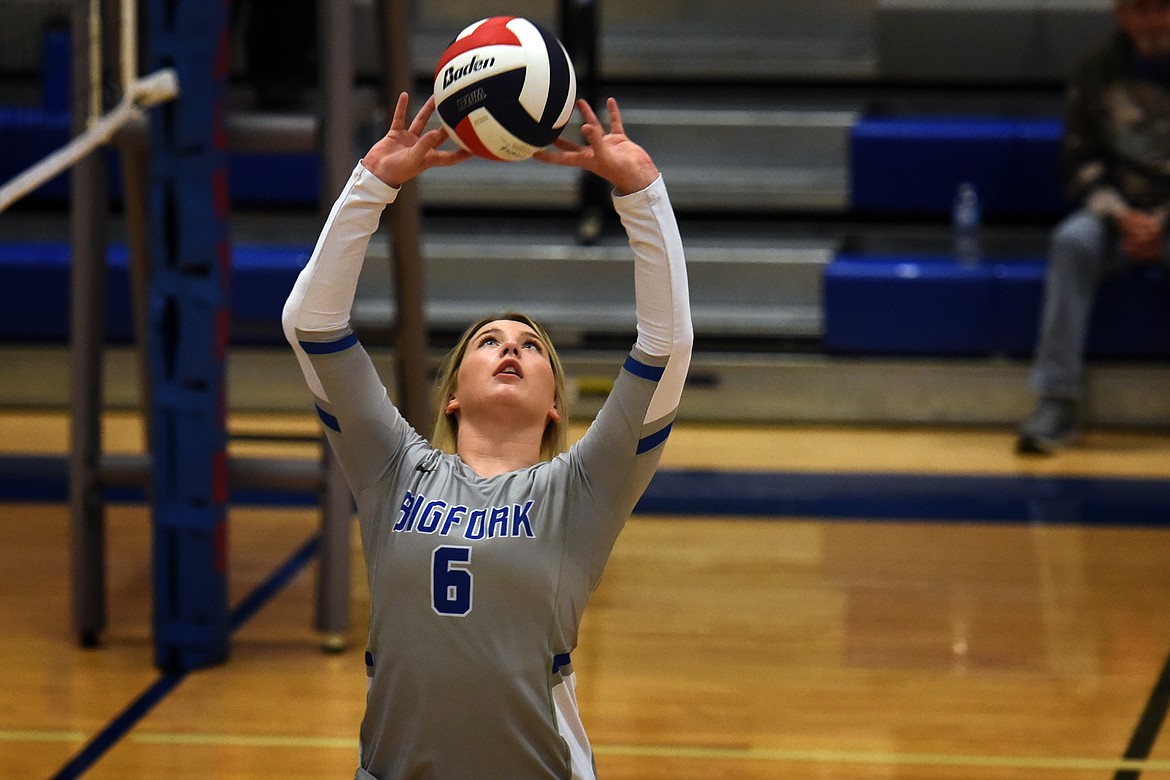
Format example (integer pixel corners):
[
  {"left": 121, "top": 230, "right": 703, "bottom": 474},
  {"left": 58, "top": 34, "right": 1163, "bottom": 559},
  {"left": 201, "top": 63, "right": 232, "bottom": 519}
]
[{"left": 431, "top": 546, "right": 473, "bottom": 617}]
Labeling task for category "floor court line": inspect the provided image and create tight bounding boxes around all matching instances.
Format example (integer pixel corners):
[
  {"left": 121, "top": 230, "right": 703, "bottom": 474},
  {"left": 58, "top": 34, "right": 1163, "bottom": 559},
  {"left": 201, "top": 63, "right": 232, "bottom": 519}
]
[
  {"left": 45, "top": 533, "right": 320, "bottom": 779},
  {"left": 50, "top": 673, "right": 185, "bottom": 780},
  {"left": 1115, "top": 646, "right": 1170, "bottom": 780},
  {"left": 7, "top": 458, "right": 1170, "bottom": 525},
  {"left": 11, "top": 729, "right": 1170, "bottom": 773},
  {"left": 9, "top": 420, "right": 1167, "bottom": 777},
  {"left": 0, "top": 730, "right": 85, "bottom": 743}
]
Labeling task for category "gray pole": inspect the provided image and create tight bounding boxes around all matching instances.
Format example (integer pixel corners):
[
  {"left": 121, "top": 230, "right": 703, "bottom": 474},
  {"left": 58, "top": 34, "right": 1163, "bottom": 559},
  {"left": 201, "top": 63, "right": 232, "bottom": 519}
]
[
  {"left": 68, "top": 0, "right": 108, "bottom": 648},
  {"left": 118, "top": 118, "right": 154, "bottom": 450},
  {"left": 380, "top": 0, "right": 431, "bottom": 430},
  {"left": 316, "top": 0, "right": 356, "bottom": 650}
]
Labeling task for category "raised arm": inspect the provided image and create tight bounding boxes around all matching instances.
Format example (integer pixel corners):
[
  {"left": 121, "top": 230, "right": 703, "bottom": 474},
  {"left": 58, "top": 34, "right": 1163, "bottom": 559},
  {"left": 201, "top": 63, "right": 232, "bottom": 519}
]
[
  {"left": 536, "top": 97, "right": 693, "bottom": 417},
  {"left": 282, "top": 95, "right": 469, "bottom": 491},
  {"left": 536, "top": 99, "right": 692, "bottom": 587},
  {"left": 282, "top": 93, "right": 468, "bottom": 400}
]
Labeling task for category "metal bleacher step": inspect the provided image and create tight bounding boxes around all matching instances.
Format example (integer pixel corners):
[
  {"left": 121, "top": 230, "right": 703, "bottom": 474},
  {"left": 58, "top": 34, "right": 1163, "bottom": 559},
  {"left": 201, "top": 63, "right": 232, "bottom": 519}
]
[
  {"left": 418, "top": 100, "right": 860, "bottom": 213},
  {"left": 350, "top": 228, "right": 837, "bottom": 340},
  {"left": 5, "top": 343, "right": 1169, "bottom": 430},
  {"left": 875, "top": 0, "right": 1112, "bottom": 84},
  {"left": 403, "top": 0, "right": 876, "bottom": 82},
  {"left": 223, "top": 88, "right": 859, "bottom": 215}
]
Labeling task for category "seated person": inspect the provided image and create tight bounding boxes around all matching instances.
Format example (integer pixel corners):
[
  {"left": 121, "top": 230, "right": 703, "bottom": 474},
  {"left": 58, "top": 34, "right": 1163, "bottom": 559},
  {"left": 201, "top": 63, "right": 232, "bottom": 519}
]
[{"left": 1018, "top": 0, "right": 1170, "bottom": 454}]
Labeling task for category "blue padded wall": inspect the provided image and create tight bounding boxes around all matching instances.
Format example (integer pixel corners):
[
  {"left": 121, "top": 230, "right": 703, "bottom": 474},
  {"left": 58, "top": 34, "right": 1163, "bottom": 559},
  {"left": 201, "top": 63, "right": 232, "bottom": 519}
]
[
  {"left": 823, "top": 253, "right": 997, "bottom": 355},
  {"left": 850, "top": 116, "right": 1068, "bottom": 216},
  {"left": 0, "top": 241, "right": 308, "bottom": 345},
  {"left": 825, "top": 254, "right": 1170, "bottom": 359},
  {"left": 0, "top": 242, "right": 135, "bottom": 342},
  {"left": 1087, "top": 266, "right": 1170, "bottom": 358}
]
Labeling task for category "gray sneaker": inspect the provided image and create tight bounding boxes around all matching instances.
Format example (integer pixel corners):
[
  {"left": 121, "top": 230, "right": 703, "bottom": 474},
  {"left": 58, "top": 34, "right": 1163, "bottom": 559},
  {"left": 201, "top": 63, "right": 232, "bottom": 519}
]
[{"left": 1016, "top": 398, "right": 1079, "bottom": 455}]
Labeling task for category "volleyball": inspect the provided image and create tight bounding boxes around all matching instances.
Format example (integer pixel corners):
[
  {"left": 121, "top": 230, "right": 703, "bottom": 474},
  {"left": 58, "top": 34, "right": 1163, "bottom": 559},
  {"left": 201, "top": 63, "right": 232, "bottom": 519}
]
[{"left": 433, "top": 16, "right": 577, "bottom": 162}]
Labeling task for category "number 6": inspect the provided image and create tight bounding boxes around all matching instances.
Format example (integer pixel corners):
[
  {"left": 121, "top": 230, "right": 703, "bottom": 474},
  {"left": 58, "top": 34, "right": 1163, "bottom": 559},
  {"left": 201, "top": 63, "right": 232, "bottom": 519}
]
[{"left": 432, "top": 546, "right": 473, "bottom": 617}]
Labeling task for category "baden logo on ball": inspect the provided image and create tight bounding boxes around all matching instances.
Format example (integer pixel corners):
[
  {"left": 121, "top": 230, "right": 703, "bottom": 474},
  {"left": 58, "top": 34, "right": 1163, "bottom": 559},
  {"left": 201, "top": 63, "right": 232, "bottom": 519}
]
[{"left": 434, "top": 16, "right": 577, "bottom": 162}]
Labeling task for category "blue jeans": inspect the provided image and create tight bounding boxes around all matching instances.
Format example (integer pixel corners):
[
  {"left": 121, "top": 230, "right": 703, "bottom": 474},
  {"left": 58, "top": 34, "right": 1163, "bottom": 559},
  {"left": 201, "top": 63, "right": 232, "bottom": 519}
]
[{"left": 1029, "top": 207, "right": 1170, "bottom": 400}]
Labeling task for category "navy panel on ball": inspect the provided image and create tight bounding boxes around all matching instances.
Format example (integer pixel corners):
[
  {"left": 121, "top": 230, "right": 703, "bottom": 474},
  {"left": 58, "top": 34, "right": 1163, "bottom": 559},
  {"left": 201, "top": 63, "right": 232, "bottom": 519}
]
[
  {"left": 437, "top": 70, "right": 522, "bottom": 129},
  {"left": 533, "top": 23, "right": 573, "bottom": 130},
  {"left": 433, "top": 16, "right": 577, "bottom": 160},
  {"left": 440, "top": 69, "right": 563, "bottom": 148}
]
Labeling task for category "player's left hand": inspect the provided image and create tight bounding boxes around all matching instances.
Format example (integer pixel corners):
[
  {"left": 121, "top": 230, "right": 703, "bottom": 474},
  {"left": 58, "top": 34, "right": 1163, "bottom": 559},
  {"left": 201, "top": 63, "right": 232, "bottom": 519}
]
[
  {"left": 361, "top": 92, "right": 471, "bottom": 189},
  {"left": 534, "top": 97, "right": 660, "bottom": 196}
]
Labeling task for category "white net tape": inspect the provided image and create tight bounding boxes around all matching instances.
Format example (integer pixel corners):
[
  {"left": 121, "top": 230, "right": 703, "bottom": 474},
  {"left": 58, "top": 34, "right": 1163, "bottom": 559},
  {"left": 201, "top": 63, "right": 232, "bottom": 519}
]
[
  {"left": 0, "top": 0, "right": 180, "bottom": 214},
  {"left": 0, "top": 68, "right": 178, "bottom": 214}
]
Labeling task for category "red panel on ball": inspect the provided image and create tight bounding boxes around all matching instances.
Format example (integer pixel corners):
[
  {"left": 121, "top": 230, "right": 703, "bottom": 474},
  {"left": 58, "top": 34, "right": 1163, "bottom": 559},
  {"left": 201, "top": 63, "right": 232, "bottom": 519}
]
[
  {"left": 434, "top": 16, "right": 520, "bottom": 74},
  {"left": 454, "top": 116, "right": 504, "bottom": 162}
]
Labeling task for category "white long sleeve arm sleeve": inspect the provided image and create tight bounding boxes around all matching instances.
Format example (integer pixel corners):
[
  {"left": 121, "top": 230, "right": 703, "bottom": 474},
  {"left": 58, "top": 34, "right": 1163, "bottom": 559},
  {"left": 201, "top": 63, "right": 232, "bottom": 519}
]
[
  {"left": 281, "top": 163, "right": 399, "bottom": 401},
  {"left": 613, "top": 175, "right": 693, "bottom": 422}
]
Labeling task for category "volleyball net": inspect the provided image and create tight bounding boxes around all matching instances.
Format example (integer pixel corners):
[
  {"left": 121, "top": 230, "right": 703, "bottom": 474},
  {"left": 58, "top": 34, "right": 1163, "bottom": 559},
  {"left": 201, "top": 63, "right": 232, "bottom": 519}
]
[
  {"left": 0, "top": 0, "right": 179, "bottom": 213},
  {"left": 3, "top": 0, "right": 364, "bottom": 670}
]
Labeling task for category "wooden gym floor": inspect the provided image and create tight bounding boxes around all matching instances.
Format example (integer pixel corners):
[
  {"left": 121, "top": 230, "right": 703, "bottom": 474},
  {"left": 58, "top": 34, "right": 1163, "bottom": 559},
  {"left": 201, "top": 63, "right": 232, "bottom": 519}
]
[{"left": 3, "top": 410, "right": 1170, "bottom": 779}]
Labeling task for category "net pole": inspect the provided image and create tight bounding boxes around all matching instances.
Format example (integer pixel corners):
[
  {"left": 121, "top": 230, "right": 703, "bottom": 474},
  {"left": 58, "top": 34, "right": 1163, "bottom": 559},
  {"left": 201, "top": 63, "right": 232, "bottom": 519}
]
[
  {"left": 146, "top": 0, "right": 231, "bottom": 673},
  {"left": 315, "top": 0, "right": 355, "bottom": 650},
  {"left": 118, "top": 118, "right": 155, "bottom": 451},
  {"left": 69, "top": 0, "right": 110, "bottom": 649},
  {"left": 379, "top": 0, "right": 431, "bottom": 429},
  {"left": 117, "top": 0, "right": 153, "bottom": 459},
  {"left": 121, "top": 0, "right": 137, "bottom": 94},
  {"left": 88, "top": 0, "right": 102, "bottom": 124}
]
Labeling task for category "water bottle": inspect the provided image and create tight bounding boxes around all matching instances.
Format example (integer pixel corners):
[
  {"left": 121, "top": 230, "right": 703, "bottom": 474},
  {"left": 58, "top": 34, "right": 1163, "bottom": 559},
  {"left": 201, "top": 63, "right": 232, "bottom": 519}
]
[{"left": 952, "top": 181, "right": 982, "bottom": 265}]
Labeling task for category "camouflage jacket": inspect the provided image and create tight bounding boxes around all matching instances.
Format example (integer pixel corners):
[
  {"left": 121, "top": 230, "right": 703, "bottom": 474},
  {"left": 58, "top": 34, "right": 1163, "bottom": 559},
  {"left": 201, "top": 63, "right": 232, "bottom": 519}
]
[{"left": 1065, "top": 30, "right": 1170, "bottom": 216}]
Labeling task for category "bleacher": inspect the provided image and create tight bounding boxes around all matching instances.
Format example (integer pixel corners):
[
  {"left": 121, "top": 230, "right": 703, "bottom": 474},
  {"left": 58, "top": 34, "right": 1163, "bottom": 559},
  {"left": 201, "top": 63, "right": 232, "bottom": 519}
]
[{"left": 4, "top": 0, "right": 1170, "bottom": 428}]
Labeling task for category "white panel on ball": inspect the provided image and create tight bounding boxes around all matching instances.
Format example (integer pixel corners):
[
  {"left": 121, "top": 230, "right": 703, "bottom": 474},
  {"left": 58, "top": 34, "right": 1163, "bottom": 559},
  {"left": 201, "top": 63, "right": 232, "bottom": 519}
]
[
  {"left": 433, "top": 44, "right": 527, "bottom": 106},
  {"left": 433, "top": 15, "right": 577, "bottom": 161},
  {"left": 467, "top": 108, "right": 540, "bottom": 162},
  {"left": 509, "top": 18, "right": 554, "bottom": 122}
]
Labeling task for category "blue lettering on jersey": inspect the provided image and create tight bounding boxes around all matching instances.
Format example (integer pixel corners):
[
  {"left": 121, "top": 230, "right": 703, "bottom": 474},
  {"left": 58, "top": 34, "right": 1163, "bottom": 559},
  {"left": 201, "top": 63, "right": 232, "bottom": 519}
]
[
  {"left": 417, "top": 500, "right": 445, "bottom": 534},
  {"left": 511, "top": 502, "right": 534, "bottom": 537},
  {"left": 395, "top": 491, "right": 421, "bottom": 532},
  {"left": 441, "top": 505, "right": 468, "bottom": 536},
  {"left": 487, "top": 507, "right": 509, "bottom": 538},
  {"left": 465, "top": 508, "right": 486, "bottom": 540},
  {"left": 394, "top": 492, "right": 536, "bottom": 540}
]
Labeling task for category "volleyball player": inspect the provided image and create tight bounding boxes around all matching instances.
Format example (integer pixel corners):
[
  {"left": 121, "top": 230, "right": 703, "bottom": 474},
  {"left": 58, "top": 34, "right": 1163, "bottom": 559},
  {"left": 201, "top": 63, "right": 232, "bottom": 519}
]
[{"left": 282, "top": 93, "right": 692, "bottom": 779}]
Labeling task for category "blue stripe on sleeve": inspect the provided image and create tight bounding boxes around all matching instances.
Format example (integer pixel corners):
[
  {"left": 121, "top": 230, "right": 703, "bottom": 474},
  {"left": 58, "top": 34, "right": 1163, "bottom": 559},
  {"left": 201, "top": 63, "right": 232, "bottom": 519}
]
[
  {"left": 299, "top": 332, "right": 359, "bottom": 354},
  {"left": 552, "top": 652, "right": 572, "bottom": 674},
  {"left": 623, "top": 355, "right": 665, "bottom": 382},
  {"left": 637, "top": 422, "right": 673, "bottom": 454},
  {"left": 315, "top": 404, "right": 341, "bottom": 432}
]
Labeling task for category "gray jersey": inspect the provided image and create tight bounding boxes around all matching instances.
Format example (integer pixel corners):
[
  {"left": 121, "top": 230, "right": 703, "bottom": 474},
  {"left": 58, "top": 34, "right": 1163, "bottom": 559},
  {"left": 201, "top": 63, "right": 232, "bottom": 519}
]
[
  {"left": 285, "top": 164, "right": 691, "bottom": 779},
  {"left": 299, "top": 337, "right": 673, "bottom": 779}
]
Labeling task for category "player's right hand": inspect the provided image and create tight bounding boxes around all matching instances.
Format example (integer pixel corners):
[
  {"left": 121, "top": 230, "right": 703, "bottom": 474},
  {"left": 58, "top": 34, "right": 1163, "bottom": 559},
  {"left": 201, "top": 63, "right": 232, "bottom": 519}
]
[{"left": 361, "top": 92, "right": 470, "bottom": 189}]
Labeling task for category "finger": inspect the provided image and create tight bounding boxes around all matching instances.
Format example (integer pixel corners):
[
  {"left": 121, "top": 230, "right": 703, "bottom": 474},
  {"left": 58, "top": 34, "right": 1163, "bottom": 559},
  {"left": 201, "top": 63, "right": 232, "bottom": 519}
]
[
  {"left": 550, "top": 137, "right": 583, "bottom": 152},
  {"left": 575, "top": 99, "right": 601, "bottom": 135},
  {"left": 409, "top": 129, "right": 454, "bottom": 168},
  {"left": 428, "top": 149, "right": 472, "bottom": 168},
  {"left": 579, "top": 120, "right": 604, "bottom": 146},
  {"left": 390, "top": 92, "right": 410, "bottom": 132},
  {"left": 418, "top": 127, "right": 449, "bottom": 150},
  {"left": 605, "top": 97, "right": 623, "bottom": 135},
  {"left": 410, "top": 95, "right": 437, "bottom": 136},
  {"left": 533, "top": 149, "right": 584, "bottom": 167},
  {"left": 532, "top": 148, "right": 575, "bottom": 164}
]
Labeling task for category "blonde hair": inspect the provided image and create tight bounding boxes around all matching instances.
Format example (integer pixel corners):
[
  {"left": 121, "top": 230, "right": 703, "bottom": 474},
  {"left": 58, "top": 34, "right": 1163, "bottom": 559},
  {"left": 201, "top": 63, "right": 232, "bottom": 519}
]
[{"left": 431, "top": 312, "right": 570, "bottom": 461}]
